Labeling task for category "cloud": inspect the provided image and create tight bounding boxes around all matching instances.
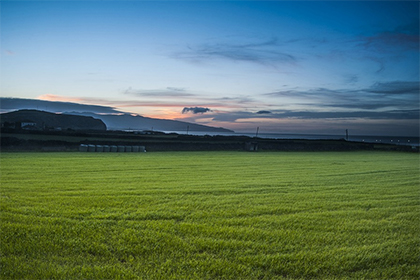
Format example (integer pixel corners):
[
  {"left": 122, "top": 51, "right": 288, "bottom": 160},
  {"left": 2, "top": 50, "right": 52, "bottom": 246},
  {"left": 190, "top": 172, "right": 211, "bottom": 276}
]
[
  {"left": 1, "top": 95, "right": 197, "bottom": 115},
  {"left": 277, "top": 110, "right": 419, "bottom": 120},
  {"left": 366, "top": 81, "right": 419, "bottom": 95},
  {"left": 188, "top": 106, "right": 418, "bottom": 136},
  {"left": 210, "top": 108, "right": 419, "bottom": 123},
  {"left": 364, "top": 56, "right": 386, "bottom": 73},
  {"left": 360, "top": 21, "right": 420, "bottom": 52},
  {"left": 344, "top": 74, "right": 359, "bottom": 84},
  {"left": 124, "top": 87, "right": 195, "bottom": 97},
  {"left": 37, "top": 94, "right": 141, "bottom": 109},
  {"left": 172, "top": 37, "right": 297, "bottom": 66},
  {"left": 201, "top": 80, "right": 419, "bottom": 126},
  {"left": 363, "top": 33, "right": 419, "bottom": 51},
  {"left": 211, "top": 111, "right": 254, "bottom": 122},
  {"left": 264, "top": 88, "right": 354, "bottom": 104},
  {"left": 166, "top": 87, "right": 186, "bottom": 92},
  {"left": 394, "top": 21, "right": 420, "bottom": 36},
  {"left": 219, "top": 96, "right": 256, "bottom": 104},
  {"left": 182, "top": 107, "right": 212, "bottom": 114},
  {"left": 38, "top": 94, "right": 85, "bottom": 103},
  {"left": 264, "top": 81, "right": 419, "bottom": 111},
  {"left": 264, "top": 81, "right": 420, "bottom": 98},
  {"left": 0, "top": 97, "right": 122, "bottom": 114}
]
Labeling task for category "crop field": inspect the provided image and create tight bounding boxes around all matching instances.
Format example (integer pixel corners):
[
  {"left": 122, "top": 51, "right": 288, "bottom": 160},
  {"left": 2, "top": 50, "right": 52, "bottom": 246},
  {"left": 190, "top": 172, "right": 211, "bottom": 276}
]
[{"left": 1, "top": 151, "right": 419, "bottom": 279}]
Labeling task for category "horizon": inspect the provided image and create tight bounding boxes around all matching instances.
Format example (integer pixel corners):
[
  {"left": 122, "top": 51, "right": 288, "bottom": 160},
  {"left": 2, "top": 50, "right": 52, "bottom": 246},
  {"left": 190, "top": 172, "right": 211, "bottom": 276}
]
[
  {"left": 1, "top": 1, "right": 419, "bottom": 137},
  {"left": 2, "top": 100, "right": 419, "bottom": 139}
]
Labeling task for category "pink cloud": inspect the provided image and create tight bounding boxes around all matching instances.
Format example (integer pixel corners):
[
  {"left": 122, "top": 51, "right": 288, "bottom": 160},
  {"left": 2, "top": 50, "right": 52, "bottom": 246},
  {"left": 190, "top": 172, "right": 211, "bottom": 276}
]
[
  {"left": 38, "top": 94, "right": 84, "bottom": 102},
  {"left": 35, "top": 94, "right": 255, "bottom": 121}
]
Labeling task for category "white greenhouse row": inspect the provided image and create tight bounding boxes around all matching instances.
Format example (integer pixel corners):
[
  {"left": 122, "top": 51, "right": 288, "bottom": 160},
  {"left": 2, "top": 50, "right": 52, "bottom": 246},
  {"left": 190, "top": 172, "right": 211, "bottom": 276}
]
[{"left": 79, "top": 144, "right": 146, "bottom": 152}]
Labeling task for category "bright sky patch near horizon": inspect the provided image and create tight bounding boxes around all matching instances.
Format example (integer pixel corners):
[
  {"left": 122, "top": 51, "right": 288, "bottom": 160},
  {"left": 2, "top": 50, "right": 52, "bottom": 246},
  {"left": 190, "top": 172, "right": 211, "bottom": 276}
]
[{"left": 1, "top": 1, "right": 419, "bottom": 136}]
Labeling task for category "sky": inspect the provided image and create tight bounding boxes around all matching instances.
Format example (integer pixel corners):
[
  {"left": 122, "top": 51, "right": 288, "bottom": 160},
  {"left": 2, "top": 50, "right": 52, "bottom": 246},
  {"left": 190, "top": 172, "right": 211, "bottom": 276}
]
[{"left": 1, "top": 1, "right": 419, "bottom": 136}]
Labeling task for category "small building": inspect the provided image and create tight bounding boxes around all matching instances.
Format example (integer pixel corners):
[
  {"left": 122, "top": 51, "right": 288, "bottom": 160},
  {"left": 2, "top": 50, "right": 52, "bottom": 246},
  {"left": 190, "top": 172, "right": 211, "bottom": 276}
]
[{"left": 21, "top": 121, "right": 37, "bottom": 130}]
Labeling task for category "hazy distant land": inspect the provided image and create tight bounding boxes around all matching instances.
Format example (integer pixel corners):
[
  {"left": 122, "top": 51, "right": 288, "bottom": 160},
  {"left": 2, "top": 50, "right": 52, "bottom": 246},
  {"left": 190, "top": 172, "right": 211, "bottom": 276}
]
[{"left": 0, "top": 98, "right": 233, "bottom": 133}]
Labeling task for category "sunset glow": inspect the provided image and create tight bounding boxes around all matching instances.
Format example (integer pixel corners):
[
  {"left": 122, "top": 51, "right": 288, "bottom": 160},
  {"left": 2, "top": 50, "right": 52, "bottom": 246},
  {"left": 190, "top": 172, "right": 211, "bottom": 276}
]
[{"left": 1, "top": 1, "right": 418, "bottom": 135}]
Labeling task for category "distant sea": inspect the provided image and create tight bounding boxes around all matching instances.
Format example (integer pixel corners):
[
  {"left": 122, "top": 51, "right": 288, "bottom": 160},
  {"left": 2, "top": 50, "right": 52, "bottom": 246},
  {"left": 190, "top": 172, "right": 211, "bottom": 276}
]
[{"left": 164, "top": 131, "right": 420, "bottom": 147}]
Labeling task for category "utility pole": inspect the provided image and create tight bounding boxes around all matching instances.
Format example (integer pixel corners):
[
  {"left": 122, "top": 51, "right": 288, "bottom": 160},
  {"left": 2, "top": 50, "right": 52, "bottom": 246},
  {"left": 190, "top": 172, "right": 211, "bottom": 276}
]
[
  {"left": 186, "top": 125, "right": 189, "bottom": 135},
  {"left": 255, "top": 127, "right": 259, "bottom": 138},
  {"left": 346, "top": 129, "right": 349, "bottom": 141}
]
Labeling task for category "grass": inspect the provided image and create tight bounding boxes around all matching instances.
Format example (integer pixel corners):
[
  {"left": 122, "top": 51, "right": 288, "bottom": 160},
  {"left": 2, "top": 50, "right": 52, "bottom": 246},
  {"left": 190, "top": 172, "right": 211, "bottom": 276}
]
[{"left": 1, "top": 151, "right": 419, "bottom": 279}]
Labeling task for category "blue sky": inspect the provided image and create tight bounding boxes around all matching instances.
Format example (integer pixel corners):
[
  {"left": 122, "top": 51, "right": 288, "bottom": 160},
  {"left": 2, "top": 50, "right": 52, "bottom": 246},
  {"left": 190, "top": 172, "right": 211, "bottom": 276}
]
[{"left": 1, "top": 1, "right": 419, "bottom": 136}]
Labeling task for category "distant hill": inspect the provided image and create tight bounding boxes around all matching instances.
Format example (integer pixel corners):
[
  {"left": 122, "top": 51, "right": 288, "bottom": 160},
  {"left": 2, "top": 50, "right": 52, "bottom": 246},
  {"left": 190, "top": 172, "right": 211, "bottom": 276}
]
[
  {"left": 65, "top": 112, "right": 234, "bottom": 133},
  {"left": 1, "top": 110, "right": 107, "bottom": 131},
  {"left": 0, "top": 98, "right": 234, "bottom": 133}
]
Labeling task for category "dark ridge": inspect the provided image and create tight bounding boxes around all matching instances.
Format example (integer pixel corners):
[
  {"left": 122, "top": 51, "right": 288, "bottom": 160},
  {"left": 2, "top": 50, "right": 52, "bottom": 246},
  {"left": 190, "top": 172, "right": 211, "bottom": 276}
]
[{"left": 1, "top": 110, "right": 106, "bottom": 131}]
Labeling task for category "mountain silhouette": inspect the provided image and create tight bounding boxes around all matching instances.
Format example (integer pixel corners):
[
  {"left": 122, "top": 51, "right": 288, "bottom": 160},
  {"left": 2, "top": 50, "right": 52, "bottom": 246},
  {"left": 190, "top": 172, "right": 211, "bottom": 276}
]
[
  {"left": 0, "top": 98, "right": 233, "bottom": 133},
  {"left": 1, "top": 110, "right": 106, "bottom": 131}
]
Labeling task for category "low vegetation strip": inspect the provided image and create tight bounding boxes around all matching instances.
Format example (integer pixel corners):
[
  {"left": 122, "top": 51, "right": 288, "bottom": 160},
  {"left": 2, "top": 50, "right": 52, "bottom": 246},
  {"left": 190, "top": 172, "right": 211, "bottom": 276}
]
[
  {"left": 1, "top": 151, "right": 419, "bottom": 279},
  {"left": 3, "top": 130, "right": 417, "bottom": 152}
]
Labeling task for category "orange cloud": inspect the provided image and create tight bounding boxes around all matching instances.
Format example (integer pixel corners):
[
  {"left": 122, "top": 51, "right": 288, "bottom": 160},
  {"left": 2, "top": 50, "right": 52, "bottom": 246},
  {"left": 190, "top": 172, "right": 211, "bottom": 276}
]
[
  {"left": 37, "top": 94, "right": 123, "bottom": 107},
  {"left": 36, "top": 94, "right": 255, "bottom": 122},
  {"left": 38, "top": 94, "right": 85, "bottom": 103}
]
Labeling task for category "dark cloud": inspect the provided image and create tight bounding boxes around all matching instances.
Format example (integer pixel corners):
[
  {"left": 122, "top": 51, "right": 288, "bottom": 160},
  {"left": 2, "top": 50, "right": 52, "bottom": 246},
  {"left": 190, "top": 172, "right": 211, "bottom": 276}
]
[
  {"left": 209, "top": 80, "right": 419, "bottom": 125},
  {"left": 212, "top": 109, "right": 419, "bottom": 122},
  {"left": 276, "top": 110, "right": 419, "bottom": 120},
  {"left": 264, "top": 88, "right": 354, "bottom": 104},
  {"left": 360, "top": 21, "right": 420, "bottom": 52},
  {"left": 264, "top": 81, "right": 419, "bottom": 111},
  {"left": 182, "top": 107, "right": 212, "bottom": 114},
  {"left": 211, "top": 111, "right": 253, "bottom": 122},
  {"left": 172, "top": 37, "right": 297, "bottom": 66},
  {"left": 0, "top": 97, "right": 122, "bottom": 114},
  {"left": 364, "top": 33, "right": 419, "bottom": 51},
  {"left": 322, "top": 103, "right": 400, "bottom": 110},
  {"left": 366, "top": 81, "right": 419, "bottom": 95}
]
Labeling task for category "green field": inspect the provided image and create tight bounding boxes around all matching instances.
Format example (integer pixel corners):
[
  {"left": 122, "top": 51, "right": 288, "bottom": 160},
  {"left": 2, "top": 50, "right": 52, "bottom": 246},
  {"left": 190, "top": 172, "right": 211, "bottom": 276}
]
[{"left": 1, "top": 151, "right": 419, "bottom": 279}]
